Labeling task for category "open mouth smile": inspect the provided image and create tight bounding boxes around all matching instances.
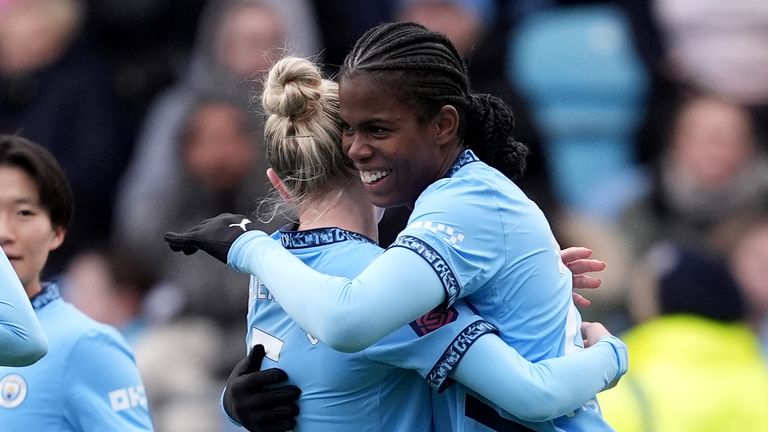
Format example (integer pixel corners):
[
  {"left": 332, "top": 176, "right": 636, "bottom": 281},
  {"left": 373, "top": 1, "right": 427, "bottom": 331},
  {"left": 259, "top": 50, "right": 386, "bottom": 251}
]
[{"left": 360, "top": 169, "right": 392, "bottom": 185}]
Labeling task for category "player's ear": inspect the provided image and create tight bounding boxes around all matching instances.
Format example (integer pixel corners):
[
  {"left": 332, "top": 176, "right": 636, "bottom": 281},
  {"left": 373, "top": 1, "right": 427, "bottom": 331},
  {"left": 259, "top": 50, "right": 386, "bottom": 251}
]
[
  {"left": 434, "top": 105, "right": 459, "bottom": 147},
  {"left": 48, "top": 226, "right": 66, "bottom": 252},
  {"left": 267, "top": 168, "right": 292, "bottom": 202}
]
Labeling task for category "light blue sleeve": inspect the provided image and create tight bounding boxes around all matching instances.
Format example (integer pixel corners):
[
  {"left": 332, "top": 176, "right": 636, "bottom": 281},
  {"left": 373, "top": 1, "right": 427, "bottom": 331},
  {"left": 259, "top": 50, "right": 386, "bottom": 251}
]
[
  {"left": 65, "top": 329, "right": 154, "bottom": 431},
  {"left": 362, "top": 302, "right": 499, "bottom": 385},
  {"left": 451, "top": 334, "right": 628, "bottom": 422},
  {"left": 0, "top": 249, "right": 48, "bottom": 366},
  {"left": 394, "top": 178, "right": 507, "bottom": 303},
  {"left": 363, "top": 300, "right": 627, "bottom": 422},
  {"left": 228, "top": 231, "right": 446, "bottom": 353}
]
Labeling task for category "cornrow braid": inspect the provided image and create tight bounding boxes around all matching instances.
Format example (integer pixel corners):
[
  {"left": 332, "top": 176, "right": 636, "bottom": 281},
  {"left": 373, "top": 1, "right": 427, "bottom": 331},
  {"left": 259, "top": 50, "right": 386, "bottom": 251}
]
[
  {"left": 467, "top": 94, "right": 528, "bottom": 180},
  {"left": 341, "top": 21, "right": 528, "bottom": 179}
]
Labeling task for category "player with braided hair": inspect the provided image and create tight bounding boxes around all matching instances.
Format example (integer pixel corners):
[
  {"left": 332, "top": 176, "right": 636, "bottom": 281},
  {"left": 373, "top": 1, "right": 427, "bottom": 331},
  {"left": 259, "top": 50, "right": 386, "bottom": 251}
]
[
  {"left": 341, "top": 21, "right": 527, "bottom": 182},
  {"left": 167, "top": 22, "right": 622, "bottom": 431}
]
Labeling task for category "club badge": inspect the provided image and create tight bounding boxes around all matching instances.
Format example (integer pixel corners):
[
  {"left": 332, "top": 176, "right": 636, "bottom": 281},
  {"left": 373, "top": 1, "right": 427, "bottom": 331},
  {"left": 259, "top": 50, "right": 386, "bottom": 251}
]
[{"left": 0, "top": 374, "right": 27, "bottom": 408}]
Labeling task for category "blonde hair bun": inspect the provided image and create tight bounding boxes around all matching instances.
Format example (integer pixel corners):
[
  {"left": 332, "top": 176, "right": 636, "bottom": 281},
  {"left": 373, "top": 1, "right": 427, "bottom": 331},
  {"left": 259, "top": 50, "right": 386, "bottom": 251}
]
[
  {"left": 262, "top": 57, "right": 329, "bottom": 120},
  {"left": 260, "top": 57, "right": 351, "bottom": 202}
]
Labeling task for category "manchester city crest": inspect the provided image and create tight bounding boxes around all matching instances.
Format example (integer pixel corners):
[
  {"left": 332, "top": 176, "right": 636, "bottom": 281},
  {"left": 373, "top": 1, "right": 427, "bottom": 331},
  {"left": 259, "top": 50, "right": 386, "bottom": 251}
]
[{"left": 0, "top": 374, "right": 27, "bottom": 408}]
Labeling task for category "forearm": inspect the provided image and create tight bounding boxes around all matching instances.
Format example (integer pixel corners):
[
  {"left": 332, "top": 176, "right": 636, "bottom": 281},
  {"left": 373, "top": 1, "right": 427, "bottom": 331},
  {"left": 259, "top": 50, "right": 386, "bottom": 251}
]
[
  {"left": 0, "top": 314, "right": 48, "bottom": 366},
  {"left": 229, "top": 231, "right": 445, "bottom": 352},
  {"left": 451, "top": 335, "right": 627, "bottom": 422},
  {"left": 0, "top": 252, "right": 47, "bottom": 366}
]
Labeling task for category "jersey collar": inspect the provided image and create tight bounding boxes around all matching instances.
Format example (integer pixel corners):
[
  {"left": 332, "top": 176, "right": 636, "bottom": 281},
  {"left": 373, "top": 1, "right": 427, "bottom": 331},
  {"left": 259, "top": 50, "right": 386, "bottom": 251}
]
[
  {"left": 445, "top": 149, "right": 480, "bottom": 178},
  {"left": 279, "top": 224, "right": 378, "bottom": 249},
  {"left": 30, "top": 282, "right": 60, "bottom": 311}
]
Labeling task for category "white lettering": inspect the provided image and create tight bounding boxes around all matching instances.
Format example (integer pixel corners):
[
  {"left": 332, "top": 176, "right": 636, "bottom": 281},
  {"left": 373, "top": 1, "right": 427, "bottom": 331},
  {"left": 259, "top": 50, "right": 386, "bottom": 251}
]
[
  {"left": 109, "top": 386, "right": 147, "bottom": 412},
  {"left": 128, "top": 385, "right": 147, "bottom": 409},
  {"left": 257, "top": 283, "right": 275, "bottom": 301},
  {"left": 109, "top": 389, "right": 130, "bottom": 412}
]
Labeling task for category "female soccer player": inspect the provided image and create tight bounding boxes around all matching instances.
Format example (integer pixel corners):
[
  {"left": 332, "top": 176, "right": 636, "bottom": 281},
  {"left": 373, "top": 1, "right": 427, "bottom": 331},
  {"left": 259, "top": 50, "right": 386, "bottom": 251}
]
[
  {"left": 0, "top": 135, "right": 153, "bottom": 430},
  {"left": 171, "top": 55, "right": 626, "bottom": 431}
]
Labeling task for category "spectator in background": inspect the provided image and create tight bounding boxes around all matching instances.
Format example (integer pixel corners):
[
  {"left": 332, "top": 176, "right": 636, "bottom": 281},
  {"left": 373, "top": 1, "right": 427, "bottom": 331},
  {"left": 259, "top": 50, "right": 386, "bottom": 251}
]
[
  {"left": 113, "top": 0, "right": 322, "bottom": 382},
  {"left": 619, "top": 93, "right": 768, "bottom": 260},
  {"left": 113, "top": 0, "right": 307, "bottom": 377},
  {"left": 0, "top": 135, "right": 152, "bottom": 431},
  {"left": 114, "top": 0, "right": 318, "bottom": 251},
  {"left": 116, "top": 91, "right": 283, "bottom": 383},
  {"left": 599, "top": 243, "right": 768, "bottom": 431},
  {"left": 0, "top": 0, "right": 131, "bottom": 275},
  {"left": 612, "top": 93, "right": 768, "bottom": 329},
  {"left": 621, "top": 0, "right": 768, "bottom": 163}
]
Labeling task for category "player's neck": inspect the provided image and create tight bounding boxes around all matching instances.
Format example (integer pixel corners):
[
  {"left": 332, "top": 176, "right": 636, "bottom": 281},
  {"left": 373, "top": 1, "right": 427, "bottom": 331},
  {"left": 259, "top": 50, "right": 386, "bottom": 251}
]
[
  {"left": 298, "top": 183, "right": 379, "bottom": 243},
  {"left": 25, "top": 277, "right": 42, "bottom": 300}
]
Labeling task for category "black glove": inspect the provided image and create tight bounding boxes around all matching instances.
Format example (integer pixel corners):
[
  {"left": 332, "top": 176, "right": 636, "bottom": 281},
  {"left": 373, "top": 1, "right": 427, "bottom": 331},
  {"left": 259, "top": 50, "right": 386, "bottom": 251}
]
[
  {"left": 223, "top": 345, "right": 302, "bottom": 432},
  {"left": 164, "top": 213, "right": 256, "bottom": 263}
]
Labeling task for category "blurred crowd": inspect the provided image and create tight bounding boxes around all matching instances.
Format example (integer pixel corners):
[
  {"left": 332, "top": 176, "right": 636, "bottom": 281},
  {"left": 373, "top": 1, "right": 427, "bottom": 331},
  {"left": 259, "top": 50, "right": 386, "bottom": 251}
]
[{"left": 1, "top": 0, "right": 767, "bottom": 431}]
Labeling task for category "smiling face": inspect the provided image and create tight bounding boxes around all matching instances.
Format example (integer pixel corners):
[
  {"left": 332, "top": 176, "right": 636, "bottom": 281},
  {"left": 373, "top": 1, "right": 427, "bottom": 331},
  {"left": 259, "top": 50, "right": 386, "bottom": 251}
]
[
  {"left": 0, "top": 165, "right": 64, "bottom": 297},
  {"left": 339, "top": 74, "right": 460, "bottom": 208}
]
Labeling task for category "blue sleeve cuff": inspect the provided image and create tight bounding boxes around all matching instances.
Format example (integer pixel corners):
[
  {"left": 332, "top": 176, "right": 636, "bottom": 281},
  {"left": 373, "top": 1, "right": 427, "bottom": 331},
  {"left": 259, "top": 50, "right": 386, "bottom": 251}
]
[{"left": 597, "top": 335, "right": 628, "bottom": 389}]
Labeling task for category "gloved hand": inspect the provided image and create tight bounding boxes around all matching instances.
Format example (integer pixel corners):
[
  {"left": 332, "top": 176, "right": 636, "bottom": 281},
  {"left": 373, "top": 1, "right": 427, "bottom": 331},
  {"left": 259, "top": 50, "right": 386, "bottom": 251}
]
[
  {"left": 164, "top": 213, "right": 256, "bottom": 263},
  {"left": 224, "top": 345, "right": 302, "bottom": 432}
]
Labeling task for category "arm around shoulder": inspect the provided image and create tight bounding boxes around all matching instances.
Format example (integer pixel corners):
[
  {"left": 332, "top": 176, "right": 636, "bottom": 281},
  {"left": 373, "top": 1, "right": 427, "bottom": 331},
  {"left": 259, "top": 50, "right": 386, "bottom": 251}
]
[{"left": 229, "top": 231, "right": 447, "bottom": 352}]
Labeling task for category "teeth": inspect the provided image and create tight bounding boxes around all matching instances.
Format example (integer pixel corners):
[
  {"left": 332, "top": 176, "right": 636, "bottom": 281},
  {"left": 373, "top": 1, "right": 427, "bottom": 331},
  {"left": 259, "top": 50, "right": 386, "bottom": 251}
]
[{"left": 360, "top": 170, "right": 390, "bottom": 184}]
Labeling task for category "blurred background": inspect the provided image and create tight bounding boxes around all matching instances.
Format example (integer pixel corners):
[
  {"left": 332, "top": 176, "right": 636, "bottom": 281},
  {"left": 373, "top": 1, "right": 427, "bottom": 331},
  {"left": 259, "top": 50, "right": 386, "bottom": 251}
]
[{"left": 1, "top": 0, "right": 767, "bottom": 430}]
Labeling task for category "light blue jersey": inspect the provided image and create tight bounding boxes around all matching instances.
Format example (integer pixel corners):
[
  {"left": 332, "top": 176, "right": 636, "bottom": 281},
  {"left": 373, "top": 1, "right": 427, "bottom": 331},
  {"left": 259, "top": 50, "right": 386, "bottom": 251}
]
[
  {"left": 394, "top": 150, "right": 609, "bottom": 431},
  {"left": 0, "top": 283, "right": 153, "bottom": 431},
  {"left": 227, "top": 151, "right": 625, "bottom": 431},
  {"left": 241, "top": 226, "right": 497, "bottom": 431},
  {"left": 0, "top": 249, "right": 47, "bottom": 366}
]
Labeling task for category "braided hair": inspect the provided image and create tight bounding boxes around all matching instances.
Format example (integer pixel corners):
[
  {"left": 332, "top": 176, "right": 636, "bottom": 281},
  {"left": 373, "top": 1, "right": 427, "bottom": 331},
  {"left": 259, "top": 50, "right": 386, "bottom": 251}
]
[{"left": 340, "top": 21, "right": 528, "bottom": 179}]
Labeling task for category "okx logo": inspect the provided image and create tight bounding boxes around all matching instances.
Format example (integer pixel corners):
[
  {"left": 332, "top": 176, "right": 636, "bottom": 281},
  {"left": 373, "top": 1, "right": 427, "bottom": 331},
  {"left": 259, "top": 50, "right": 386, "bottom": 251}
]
[
  {"left": 109, "top": 385, "right": 147, "bottom": 412},
  {"left": 410, "top": 307, "right": 458, "bottom": 336}
]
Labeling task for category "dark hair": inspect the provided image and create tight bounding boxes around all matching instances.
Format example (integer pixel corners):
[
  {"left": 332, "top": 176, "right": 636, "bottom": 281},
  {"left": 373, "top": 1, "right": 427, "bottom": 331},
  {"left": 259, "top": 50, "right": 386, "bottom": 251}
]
[
  {"left": 340, "top": 21, "right": 528, "bottom": 179},
  {"left": 0, "top": 135, "right": 74, "bottom": 230},
  {"left": 656, "top": 243, "right": 745, "bottom": 322}
]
